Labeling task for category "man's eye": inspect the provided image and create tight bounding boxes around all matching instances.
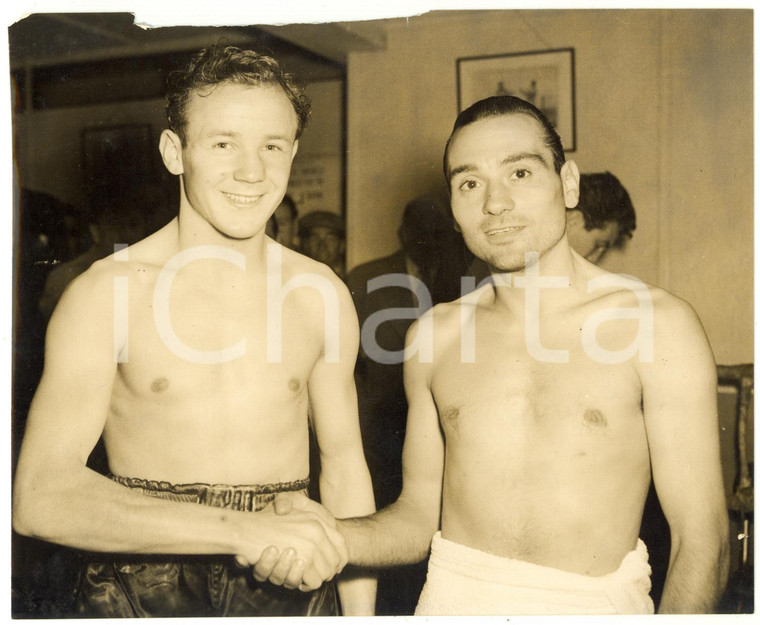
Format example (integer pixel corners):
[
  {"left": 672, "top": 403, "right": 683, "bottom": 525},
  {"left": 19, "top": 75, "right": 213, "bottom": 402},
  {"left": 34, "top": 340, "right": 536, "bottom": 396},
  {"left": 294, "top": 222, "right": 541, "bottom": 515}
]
[
  {"left": 214, "top": 142, "right": 231, "bottom": 149},
  {"left": 512, "top": 169, "right": 530, "bottom": 180},
  {"left": 265, "top": 144, "right": 283, "bottom": 152},
  {"left": 459, "top": 179, "right": 479, "bottom": 191}
]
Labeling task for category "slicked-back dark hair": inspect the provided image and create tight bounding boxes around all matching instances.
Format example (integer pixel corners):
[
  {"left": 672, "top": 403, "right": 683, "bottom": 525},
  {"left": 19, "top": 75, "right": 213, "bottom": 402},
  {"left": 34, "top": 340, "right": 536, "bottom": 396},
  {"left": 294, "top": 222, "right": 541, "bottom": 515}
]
[
  {"left": 165, "top": 43, "right": 311, "bottom": 146},
  {"left": 443, "top": 95, "right": 566, "bottom": 187}
]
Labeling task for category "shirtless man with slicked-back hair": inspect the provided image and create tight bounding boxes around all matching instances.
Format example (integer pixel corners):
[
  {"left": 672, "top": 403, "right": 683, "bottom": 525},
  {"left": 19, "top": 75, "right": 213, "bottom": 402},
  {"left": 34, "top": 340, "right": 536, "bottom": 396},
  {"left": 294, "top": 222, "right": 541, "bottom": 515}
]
[{"left": 259, "top": 95, "right": 729, "bottom": 615}]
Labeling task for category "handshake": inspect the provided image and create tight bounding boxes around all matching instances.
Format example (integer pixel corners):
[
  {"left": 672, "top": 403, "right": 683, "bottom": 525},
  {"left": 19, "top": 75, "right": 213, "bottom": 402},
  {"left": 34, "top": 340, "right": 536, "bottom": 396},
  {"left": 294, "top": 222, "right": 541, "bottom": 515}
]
[{"left": 238, "top": 492, "right": 349, "bottom": 592}]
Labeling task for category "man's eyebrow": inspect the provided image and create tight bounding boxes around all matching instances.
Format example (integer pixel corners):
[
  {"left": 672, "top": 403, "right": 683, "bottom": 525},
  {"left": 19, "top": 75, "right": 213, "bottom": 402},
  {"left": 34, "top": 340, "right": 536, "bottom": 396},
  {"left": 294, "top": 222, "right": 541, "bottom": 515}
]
[
  {"left": 203, "top": 130, "right": 293, "bottom": 142},
  {"left": 205, "top": 129, "right": 236, "bottom": 136},
  {"left": 449, "top": 163, "right": 476, "bottom": 179},
  {"left": 264, "top": 134, "right": 295, "bottom": 143},
  {"left": 502, "top": 152, "right": 549, "bottom": 167},
  {"left": 449, "top": 151, "right": 549, "bottom": 179}
]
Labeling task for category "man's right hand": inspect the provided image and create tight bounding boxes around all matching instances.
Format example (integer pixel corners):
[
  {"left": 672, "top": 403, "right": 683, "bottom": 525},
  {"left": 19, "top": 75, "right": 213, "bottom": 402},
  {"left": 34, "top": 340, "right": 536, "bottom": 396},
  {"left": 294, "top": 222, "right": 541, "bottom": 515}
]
[{"left": 237, "top": 493, "right": 347, "bottom": 591}]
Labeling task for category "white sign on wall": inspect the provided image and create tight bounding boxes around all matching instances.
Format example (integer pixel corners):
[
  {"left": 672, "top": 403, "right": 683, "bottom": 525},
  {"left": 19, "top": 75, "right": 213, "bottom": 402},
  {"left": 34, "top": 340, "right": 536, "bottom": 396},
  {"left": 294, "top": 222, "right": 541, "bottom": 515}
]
[{"left": 287, "top": 154, "right": 342, "bottom": 216}]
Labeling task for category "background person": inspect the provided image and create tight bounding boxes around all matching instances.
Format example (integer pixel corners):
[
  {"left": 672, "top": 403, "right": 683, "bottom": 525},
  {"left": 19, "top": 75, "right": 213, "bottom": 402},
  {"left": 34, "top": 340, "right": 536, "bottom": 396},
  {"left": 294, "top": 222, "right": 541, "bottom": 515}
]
[
  {"left": 298, "top": 210, "right": 346, "bottom": 279},
  {"left": 567, "top": 171, "right": 636, "bottom": 263},
  {"left": 272, "top": 193, "right": 299, "bottom": 249},
  {"left": 38, "top": 194, "right": 148, "bottom": 320},
  {"left": 346, "top": 191, "right": 468, "bottom": 614},
  {"left": 13, "top": 189, "right": 94, "bottom": 616}
]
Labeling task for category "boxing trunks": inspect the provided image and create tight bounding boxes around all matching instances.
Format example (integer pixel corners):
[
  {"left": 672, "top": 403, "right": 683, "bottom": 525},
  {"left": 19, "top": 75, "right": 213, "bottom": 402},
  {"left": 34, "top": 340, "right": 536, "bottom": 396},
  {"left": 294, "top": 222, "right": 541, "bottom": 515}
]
[{"left": 75, "top": 475, "right": 338, "bottom": 617}]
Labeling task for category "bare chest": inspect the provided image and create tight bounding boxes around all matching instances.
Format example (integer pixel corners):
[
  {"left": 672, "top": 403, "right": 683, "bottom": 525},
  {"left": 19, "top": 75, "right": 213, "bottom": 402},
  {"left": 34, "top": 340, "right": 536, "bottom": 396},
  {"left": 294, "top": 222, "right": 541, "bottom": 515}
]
[
  {"left": 111, "top": 273, "right": 321, "bottom": 409},
  {"left": 431, "top": 317, "right": 644, "bottom": 450}
]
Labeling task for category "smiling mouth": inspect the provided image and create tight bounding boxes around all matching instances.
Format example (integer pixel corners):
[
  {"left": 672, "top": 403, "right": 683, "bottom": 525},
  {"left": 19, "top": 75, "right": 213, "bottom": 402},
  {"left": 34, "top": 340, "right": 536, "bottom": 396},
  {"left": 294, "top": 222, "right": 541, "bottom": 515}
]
[
  {"left": 223, "top": 192, "right": 261, "bottom": 205},
  {"left": 486, "top": 226, "right": 524, "bottom": 236}
]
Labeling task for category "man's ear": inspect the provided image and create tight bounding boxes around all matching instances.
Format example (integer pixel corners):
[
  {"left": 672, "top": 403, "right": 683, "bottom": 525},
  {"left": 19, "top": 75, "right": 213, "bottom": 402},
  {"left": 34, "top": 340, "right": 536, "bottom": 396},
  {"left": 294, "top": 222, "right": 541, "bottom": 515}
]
[
  {"left": 159, "top": 129, "right": 184, "bottom": 176},
  {"left": 290, "top": 139, "right": 299, "bottom": 163},
  {"left": 560, "top": 159, "right": 580, "bottom": 209}
]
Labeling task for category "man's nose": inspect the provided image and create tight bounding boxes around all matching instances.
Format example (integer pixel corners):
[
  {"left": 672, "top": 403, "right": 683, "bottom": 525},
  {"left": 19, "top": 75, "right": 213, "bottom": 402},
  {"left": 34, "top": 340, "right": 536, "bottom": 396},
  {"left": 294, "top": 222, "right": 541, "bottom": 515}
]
[
  {"left": 483, "top": 182, "right": 515, "bottom": 215},
  {"left": 234, "top": 149, "right": 265, "bottom": 183}
]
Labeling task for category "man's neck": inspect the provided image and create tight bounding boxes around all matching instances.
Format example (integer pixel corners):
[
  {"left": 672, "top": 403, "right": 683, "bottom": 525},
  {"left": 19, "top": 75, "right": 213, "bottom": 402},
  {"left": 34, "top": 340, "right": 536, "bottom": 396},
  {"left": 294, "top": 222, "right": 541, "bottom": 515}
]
[
  {"left": 487, "top": 243, "right": 591, "bottom": 316},
  {"left": 175, "top": 208, "right": 270, "bottom": 270}
]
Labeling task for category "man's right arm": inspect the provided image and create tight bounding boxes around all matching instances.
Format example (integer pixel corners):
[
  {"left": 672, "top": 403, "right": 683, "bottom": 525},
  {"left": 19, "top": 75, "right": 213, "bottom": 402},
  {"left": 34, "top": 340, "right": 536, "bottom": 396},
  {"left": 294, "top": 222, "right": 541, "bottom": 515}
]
[
  {"left": 329, "top": 315, "right": 444, "bottom": 568},
  {"left": 12, "top": 265, "right": 344, "bottom": 587}
]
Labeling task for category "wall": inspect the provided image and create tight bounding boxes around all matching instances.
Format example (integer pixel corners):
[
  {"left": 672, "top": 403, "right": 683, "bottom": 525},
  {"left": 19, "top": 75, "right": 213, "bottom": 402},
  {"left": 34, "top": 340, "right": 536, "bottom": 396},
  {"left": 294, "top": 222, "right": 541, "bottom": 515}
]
[
  {"left": 15, "top": 98, "right": 167, "bottom": 208},
  {"left": 659, "top": 11, "right": 753, "bottom": 367},
  {"left": 344, "top": 9, "right": 753, "bottom": 364}
]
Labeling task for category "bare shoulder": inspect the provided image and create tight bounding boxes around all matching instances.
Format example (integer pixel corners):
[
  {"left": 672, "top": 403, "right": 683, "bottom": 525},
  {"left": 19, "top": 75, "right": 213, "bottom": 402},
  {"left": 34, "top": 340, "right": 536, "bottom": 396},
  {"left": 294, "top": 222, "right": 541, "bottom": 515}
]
[
  {"left": 54, "top": 256, "right": 120, "bottom": 312},
  {"left": 405, "top": 284, "right": 491, "bottom": 353},
  {"left": 644, "top": 285, "right": 712, "bottom": 362},
  {"left": 278, "top": 243, "right": 341, "bottom": 278},
  {"left": 647, "top": 283, "right": 703, "bottom": 324},
  {"left": 277, "top": 244, "right": 353, "bottom": 304},
  {"left": 40, "top": 263, "right": 122, "bottom": 359},
  {"left": 273, "top": 244, "right": 359, "bottom": 361},
  {"left": 580, "top": 266, "right": 655, "bottom": 304},
  {"left": 583, "top": 268, "right": 701, "bottom": 324},
  {"left": 601, "top": 274, "right": 703, "bottom": 333},
  {"left": 51, "top": 225, "right": 172, "bottom": 319},
  {"left": 435, "top": 281, "right": 493, "bottom": 325},
  {"left": 585, "top": 271, "right": 714, "bottom": 373}
]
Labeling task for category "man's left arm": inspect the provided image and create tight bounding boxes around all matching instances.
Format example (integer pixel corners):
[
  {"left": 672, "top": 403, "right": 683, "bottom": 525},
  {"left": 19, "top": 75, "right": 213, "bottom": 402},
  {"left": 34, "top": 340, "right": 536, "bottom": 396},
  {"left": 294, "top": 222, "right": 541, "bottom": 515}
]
[
  {"left": 308, "top": 277, "right": 377, "bottom": 615},
  {"left": 639, "top": 293, "right": 730, "bottom": 613}
]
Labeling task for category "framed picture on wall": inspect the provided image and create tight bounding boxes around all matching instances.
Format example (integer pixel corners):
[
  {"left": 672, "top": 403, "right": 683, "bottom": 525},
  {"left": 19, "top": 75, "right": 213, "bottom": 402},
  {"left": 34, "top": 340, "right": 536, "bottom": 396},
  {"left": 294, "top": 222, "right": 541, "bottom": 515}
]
[{"left": 457, "top": 48, "right": 576, "bottom": 152}]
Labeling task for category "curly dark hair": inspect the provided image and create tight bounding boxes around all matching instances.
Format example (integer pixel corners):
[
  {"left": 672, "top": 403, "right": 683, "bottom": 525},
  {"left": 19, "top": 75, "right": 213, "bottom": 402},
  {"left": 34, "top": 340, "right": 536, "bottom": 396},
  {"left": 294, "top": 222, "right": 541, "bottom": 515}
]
[
  {"left": 577, "top": 172, "right": 636, "bottom": 240},
  {"left": 165, "top": 43, "right": 311, "bottom": 145}
]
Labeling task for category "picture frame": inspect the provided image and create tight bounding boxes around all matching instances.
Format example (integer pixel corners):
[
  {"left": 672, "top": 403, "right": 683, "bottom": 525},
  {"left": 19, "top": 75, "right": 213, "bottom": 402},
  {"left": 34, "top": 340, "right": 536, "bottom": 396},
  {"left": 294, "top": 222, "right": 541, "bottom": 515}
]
[{"left": 457, "top": 48, "right": 576, "bottom": 152}]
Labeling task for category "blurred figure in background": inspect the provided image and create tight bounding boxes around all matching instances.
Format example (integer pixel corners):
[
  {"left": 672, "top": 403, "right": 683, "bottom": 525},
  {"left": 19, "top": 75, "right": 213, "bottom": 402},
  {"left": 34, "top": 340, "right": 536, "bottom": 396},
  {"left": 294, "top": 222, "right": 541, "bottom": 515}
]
[
  {"left": 265, "top": 214, "right": 278, "bottom": 239},
  {"left": 346, "top": 191, "right": 468, "bottom": 615},
  {"left": 39, "top": 195, "right": 147, "bottom": 320},
  {"left": 13, "top": 189, "right": 93, "bottom": 618},
  {"left": 566, "top": 171, "right": 636, "bottom": 263},
  {"left": 14, "top": 188, "right": 91, "bottom": 473},
  {"left": 272, "top": 194, "right": 299, "bottom": 249},
  {"left": 298, "top": 210, "right": 346, "bottom": 279}
]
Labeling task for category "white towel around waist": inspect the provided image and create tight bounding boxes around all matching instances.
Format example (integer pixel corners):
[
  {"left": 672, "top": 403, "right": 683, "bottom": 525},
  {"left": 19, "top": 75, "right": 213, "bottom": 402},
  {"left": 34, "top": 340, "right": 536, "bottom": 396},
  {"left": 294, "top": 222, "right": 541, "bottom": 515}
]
[{"left": 415, "top": 531, "right": 654, "bottom": 616}]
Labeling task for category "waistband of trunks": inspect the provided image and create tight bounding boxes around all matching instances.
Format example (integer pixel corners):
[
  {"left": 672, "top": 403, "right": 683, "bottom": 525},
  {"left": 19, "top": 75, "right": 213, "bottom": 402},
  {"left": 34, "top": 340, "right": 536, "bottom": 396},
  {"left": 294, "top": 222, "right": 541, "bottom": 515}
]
[{"left": 109, "top": 473, "right": 310, "bottom": 512}]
